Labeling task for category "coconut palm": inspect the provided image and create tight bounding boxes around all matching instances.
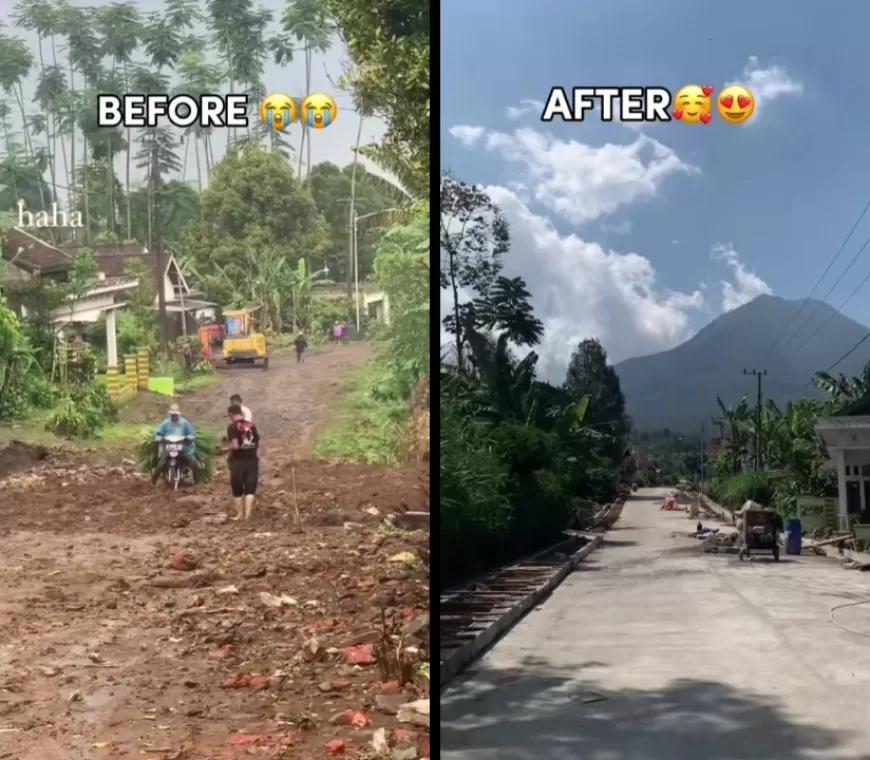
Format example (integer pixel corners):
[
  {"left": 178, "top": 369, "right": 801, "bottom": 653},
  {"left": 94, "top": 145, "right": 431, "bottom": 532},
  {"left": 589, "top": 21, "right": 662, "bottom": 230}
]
[{"left": 280, "top": 0, "right": 333, "bottom": 178}]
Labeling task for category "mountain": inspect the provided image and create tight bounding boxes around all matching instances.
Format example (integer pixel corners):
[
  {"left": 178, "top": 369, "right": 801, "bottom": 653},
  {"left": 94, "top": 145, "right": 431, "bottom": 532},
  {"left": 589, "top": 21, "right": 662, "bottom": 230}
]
[{"left": 614, "top": 294, "right": 870, "bottom": 432}]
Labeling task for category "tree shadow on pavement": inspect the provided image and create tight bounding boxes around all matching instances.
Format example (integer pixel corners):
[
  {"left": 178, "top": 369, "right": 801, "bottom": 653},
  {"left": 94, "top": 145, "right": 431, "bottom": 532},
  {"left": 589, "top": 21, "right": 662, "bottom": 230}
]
[{"left": 441, "top": 662, "right": 852, "bottom": 760}]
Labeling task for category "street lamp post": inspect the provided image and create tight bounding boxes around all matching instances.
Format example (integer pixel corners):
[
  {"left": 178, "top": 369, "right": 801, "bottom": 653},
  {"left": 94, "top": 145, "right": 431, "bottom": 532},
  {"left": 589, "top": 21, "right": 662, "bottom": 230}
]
[{"left": 353, "top": 209, "right": 402, "bottom": 333}]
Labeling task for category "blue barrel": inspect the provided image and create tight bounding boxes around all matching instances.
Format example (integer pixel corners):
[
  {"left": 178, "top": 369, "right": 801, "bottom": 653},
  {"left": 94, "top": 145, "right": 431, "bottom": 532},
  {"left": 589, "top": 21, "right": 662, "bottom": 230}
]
[{"left": 784, "top": 518, "right": 802, "bottom": 555}]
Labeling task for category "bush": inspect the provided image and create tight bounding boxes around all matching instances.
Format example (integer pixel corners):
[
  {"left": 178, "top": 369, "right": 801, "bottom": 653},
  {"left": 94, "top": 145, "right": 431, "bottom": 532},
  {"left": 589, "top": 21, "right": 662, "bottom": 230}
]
[
  {"left": 708, "top": 471, "right": 774, "bottom": 508},
  {"left": 48, "top": 382, "right": 119, "bottom": 438},
  {"left": 440, "top": 404, "right": 511, "bottom": 587},
  {"left": 313, "top": 360, "right": 406, "bottom": 465}
]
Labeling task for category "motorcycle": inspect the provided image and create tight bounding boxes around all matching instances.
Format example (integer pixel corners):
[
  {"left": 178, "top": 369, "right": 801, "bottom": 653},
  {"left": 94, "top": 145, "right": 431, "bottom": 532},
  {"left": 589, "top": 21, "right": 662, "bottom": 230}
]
[{"left": 158, "top": 434, "right": 194, "bottom": 490}]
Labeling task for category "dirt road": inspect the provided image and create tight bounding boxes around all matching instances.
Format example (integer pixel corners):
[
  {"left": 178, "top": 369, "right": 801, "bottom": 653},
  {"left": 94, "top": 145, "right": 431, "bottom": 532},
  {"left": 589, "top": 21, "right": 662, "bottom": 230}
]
[{"left": 0, "top": 345, "right": 430, "bottom": 760}]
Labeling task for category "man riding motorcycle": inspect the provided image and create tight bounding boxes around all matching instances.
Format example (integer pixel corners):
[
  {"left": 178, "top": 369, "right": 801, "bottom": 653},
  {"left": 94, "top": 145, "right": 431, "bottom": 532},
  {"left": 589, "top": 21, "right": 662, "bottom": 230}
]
[{"left": 152, "top": 403, "right": 197, "bottom": 484}]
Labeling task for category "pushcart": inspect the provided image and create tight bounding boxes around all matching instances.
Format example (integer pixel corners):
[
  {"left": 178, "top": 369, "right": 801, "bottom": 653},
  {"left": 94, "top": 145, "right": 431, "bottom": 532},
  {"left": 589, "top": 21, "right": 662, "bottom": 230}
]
[{"left": 737, "top": 506, "right": 781, "bottom": 562}]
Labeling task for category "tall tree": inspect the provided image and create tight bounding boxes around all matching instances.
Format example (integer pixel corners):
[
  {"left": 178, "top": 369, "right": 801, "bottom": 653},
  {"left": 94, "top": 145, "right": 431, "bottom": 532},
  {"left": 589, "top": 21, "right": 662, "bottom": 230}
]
[
  {"left": 322, "top": 0, "right": 429, "bottom": 194},
  {"left": 564, "top": 339, "right": 631, "bottom": 462},
  {"left": 440, "top": 175, "right": 510, "bottom": 372},
  {"left": 96, "top": 1, "right": 142, "bottom": 239},
  {"left": 280, "top": 0, "right": 333, "bottom": 179},
  {"left": 0, "top": 30, "right": 50, "bottom": 215}
]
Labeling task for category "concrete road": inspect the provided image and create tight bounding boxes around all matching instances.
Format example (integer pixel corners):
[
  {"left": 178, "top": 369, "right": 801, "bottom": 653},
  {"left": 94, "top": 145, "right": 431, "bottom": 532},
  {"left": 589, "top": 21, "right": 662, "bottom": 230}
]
[{"left": 442, "top": 487, "right": 870, "bottom": 760}]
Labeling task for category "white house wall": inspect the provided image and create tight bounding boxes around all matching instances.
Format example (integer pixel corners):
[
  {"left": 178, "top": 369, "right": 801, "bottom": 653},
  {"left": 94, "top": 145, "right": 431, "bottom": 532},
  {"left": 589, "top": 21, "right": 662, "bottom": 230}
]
[{"left": 54, "top": 292, "right": 117, "bottom": 323}]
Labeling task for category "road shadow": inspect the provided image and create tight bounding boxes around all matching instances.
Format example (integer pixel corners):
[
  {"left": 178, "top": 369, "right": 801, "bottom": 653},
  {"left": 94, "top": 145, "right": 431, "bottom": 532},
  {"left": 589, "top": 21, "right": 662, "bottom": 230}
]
[
  {"left": 600, "top": 539, "right": 637, "bottom": 548},
  {"left": 441, "top": 662, "right": 852, "bottom": 759}
]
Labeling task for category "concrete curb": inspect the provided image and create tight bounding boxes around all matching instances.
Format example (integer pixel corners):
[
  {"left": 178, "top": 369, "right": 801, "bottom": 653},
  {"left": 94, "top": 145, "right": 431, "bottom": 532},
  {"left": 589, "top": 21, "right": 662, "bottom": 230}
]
[
  {"left": 440, "top": 498, "right": 625, "bottom": 689},
  {"left": 439, "top": 534, "right": 604, "bottom": 688}
]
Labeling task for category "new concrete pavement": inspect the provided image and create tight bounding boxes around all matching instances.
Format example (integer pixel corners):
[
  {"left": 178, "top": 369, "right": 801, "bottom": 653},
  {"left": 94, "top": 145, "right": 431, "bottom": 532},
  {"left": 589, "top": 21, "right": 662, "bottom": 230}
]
[{"left": 442, "top": 487, "right": 870, "bottom": 760}]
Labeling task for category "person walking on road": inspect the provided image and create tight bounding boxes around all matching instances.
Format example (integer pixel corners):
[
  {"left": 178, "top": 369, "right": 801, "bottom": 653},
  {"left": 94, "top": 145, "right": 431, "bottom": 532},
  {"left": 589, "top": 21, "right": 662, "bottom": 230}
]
[
  {"left": 294, "top": 332, "right": 308, "bottom": 363},
  {"left": 226, "top": 404, "right": 260, "bottom": 520},
  {"left": 229, "top": 394, "right": 252, "bottom": 422}
]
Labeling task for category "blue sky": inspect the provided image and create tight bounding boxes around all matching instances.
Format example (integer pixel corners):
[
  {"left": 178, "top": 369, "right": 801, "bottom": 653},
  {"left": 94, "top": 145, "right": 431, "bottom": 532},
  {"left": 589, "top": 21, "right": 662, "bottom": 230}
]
[{"left": 440, "top": 0, "right": 870, "bottom": 379}]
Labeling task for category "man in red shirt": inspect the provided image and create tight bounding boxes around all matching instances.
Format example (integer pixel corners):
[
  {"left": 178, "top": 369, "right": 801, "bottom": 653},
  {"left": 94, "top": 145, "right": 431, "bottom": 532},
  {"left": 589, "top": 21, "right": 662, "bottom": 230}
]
[{"left": 226, "top": 404, "right": 260, "bottom": 520}]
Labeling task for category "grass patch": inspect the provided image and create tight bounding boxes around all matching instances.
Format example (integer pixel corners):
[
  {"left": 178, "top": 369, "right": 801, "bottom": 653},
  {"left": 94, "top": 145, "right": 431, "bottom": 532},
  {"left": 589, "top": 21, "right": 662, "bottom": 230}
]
[
  {"left": 176, "top": 373, "right": 220, "bottom": 393},
  {"left": 312, "top": 360, "right": 407, "bottom": 466}
]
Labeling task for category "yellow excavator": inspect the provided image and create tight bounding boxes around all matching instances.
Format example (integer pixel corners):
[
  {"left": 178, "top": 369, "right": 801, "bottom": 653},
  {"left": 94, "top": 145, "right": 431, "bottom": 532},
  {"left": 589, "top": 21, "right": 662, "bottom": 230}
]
[{"left": 221, "top": 309, "right": 268, "bottom": 370}]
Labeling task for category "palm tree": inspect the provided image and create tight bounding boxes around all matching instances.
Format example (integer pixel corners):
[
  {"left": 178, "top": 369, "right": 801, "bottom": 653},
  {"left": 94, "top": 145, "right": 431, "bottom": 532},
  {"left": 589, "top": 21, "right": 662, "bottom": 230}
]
[{"left": 280, "top": 0, "right": 333, "bottom": 178}]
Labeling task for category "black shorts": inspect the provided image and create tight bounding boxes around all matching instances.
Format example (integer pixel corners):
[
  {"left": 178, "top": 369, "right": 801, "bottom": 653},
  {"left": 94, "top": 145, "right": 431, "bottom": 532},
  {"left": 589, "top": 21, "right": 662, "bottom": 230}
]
[{"left": 229, "top": 457, "right": 259, "bottom": 497}]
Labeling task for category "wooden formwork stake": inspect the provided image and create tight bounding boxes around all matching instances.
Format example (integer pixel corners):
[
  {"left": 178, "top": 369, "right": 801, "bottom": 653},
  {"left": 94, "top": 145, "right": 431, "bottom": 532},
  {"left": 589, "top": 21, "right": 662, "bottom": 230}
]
[{"left": 291, "top": 467, "right": 302, "bottom": 531}]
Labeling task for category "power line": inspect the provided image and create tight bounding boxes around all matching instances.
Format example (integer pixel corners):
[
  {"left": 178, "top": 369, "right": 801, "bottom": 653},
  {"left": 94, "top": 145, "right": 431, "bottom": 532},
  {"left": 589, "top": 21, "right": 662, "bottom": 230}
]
[
  {"left": 791, "top": 330, "right": 870, "bottom": 395},
  {"left": 770, "top": 196, "right": 870, "bottom": 354},
  {"left": 779, "top": 231, "right": 870, "bottom": 351},
  {"left": 792, "top": 265, "right": 870, "bottom": 356}
]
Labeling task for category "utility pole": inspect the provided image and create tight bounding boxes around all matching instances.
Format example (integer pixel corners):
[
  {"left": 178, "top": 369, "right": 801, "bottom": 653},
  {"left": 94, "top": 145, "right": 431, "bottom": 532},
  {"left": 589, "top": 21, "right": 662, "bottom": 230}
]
[
  {"left": 151, "top": 147, "right": 169, "bottom": 356},
  {"left": 743, "top": 369, "right": 767, "bottom": 471},
  {"left": 699, "top": 422, "right": 706, "bottom": 495}
]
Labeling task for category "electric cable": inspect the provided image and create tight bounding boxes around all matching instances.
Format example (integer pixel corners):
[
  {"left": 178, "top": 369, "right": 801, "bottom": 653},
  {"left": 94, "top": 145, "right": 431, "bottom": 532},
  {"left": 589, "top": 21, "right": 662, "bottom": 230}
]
[
  {"left": 792, "top": 265, "right": 870, "bottom": 356},
  {"left": 779, "top": 232, "right": 870, "bottom": 351},
  {"left": 769, "top": 196, "right": 870, "bottom": 354}
]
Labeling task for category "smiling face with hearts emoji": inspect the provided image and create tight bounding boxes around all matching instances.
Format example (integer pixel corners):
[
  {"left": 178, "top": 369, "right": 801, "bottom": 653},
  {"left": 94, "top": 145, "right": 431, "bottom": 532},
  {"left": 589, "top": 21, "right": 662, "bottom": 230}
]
[
  {"left": 672, "top": 84, "right": 713, "bottom": 124},
  {"left": 716, "top": 85, "right": 755, "bottom": 124}
]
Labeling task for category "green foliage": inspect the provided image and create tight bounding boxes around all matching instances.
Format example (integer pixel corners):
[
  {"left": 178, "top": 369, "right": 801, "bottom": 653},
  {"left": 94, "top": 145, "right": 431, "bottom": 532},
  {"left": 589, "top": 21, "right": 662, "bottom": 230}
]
[
  {"left": 439, "top": 184, "right": 627, "bottom": 589},
  {"left": 322, "top": 0, "right": 429, "bottom": 194},
  {"left": 440, "top": 403, "right": 512, "bottom": 585},
  {"left": 312, "top": 361, "right": 406, "bottom": 466},
  {"left": 308, "top": 297, "right": 354, "bottom": 342},
  {"left": 708, "top": 471, "right": 774, "bottom": 509},
  {"left": 306, "top": 162, "right": 407, "bottom": 284},
  {"left": 372, "top": 206, "right": 430, "bottom": 399},
  {"left": 137, "top": 427, "right": 217, "bottom": 484},
  {"left": 48, "top": 382, "right": 119, "bottom": 439},
  {"left": 182, "top": 144, "right": 329, "bottom": 285}
]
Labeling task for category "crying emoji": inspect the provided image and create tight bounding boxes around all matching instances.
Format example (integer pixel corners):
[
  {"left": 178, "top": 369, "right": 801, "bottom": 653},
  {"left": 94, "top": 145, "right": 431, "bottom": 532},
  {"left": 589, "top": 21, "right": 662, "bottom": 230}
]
[{"left": 300, "top": 93, "right": 337, "bottom": 129}]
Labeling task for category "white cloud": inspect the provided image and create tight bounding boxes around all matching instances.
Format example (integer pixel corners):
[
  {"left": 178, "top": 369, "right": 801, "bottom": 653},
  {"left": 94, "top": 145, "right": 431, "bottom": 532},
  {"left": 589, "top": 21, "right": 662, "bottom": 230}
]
[
  {"left": 442, "top": 125, "right": 766, "bottom": 377},
  {"left": 671, "top": 239, "right": 680, "bottom": 245},
  {"left": 711, "top": 243, "right": 772, "bottom": 311},
  {"left": 728, "top": 57, "right": 802, "bottom": 120},
  {"left": 601, "top": 220, "right": 633, "bottom": 235},
  {"left": 439, "top": 185, "right": 705, "bottom": 380},
  {"left": 448, "top": 125, "right": 486, "bottom": 147},
  {"left": 505, "top": 99, "right": 545, "bottom": 120},
  {"left": 449, "top": 125, "right": 700, "bottom": 226}
]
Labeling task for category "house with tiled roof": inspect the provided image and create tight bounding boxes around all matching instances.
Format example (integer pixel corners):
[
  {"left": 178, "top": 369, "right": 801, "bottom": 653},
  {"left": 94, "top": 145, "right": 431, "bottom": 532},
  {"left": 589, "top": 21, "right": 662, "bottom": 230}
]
[{"left": 1, "top": 228, "right": 215, "bottom": 326}]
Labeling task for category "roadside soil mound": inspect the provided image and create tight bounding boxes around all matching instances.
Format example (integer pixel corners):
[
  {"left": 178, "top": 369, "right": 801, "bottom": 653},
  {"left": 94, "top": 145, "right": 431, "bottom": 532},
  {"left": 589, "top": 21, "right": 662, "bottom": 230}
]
[
  {"left": 0, "top": 440, "right": 49, "bottom": 479},
  {"left": 0, "top": 345, "right": 430, "bottom": 760}
]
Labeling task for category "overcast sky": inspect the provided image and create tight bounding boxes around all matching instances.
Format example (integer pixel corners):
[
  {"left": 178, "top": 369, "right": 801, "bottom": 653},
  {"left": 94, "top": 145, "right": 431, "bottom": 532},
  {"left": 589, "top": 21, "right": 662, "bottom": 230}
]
[
  {"left": 442, "top": 0, "right": 870, "bottom": 380},
  {"left": 0, "top": 0, "right": 387, "bottom": 198}
]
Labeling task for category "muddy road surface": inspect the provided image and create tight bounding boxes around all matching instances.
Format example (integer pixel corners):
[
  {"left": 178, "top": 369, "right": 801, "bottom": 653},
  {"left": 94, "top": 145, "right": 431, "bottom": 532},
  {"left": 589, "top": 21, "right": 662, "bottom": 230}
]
[{"left": 0, "top": 345, "right": 430, "bottom": 760}]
